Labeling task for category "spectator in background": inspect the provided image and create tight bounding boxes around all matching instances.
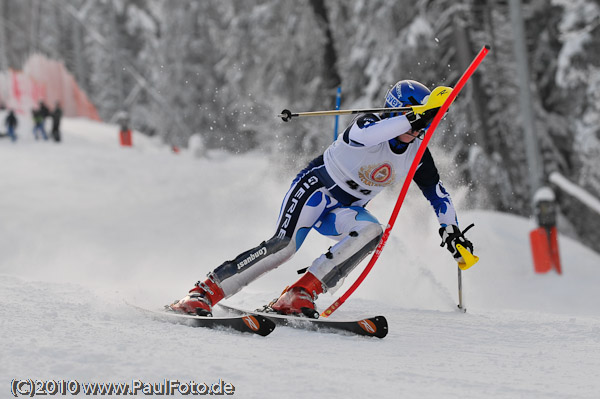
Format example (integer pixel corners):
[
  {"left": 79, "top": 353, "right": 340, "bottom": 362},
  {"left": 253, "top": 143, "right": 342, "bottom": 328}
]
[
  {"left": 38, "top": 100, "right": 50, "bottom": 120},
  {"left": 39, "top": 100, "right": 50, "bottom": 136},
  {"left": 5, "top": 109, "right": 18, "bottom": 142},
  {"left": 51, "top": 102, "right": 62, "bottom": 142},
  {"left": 32, "top": 108, "right": 48, "bottom": 140}
]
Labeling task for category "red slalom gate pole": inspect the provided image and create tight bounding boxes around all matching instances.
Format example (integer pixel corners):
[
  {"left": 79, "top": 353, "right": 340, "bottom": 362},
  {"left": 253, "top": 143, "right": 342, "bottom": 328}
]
[{"left": 321, "top": 45, "right": 491, "bottom": 317}]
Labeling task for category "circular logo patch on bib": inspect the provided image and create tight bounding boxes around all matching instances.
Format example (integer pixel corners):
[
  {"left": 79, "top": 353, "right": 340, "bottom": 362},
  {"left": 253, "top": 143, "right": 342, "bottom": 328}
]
[{"left": 359, "top": 163, "right": 395, "bottom": 187}]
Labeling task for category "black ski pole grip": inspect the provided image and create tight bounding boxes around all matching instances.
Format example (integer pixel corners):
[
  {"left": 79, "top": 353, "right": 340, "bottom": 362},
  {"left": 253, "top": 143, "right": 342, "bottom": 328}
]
[
  {"left": 462, "top": 223, "right": 475, "bottom": 235},
  {"left": 279, "top": 109, "right": 293, "bottom": 122}
]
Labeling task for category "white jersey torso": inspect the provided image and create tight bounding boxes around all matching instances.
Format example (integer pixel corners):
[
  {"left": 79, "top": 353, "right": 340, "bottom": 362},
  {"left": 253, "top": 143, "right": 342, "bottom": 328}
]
[{"left": 323, "top": 114, "right": 422, "bottom": 201}]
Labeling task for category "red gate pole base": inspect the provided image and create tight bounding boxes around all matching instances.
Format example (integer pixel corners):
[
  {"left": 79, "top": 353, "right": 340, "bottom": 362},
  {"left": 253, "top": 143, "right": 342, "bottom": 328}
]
[{"left": 530, "top": 227, "right": 562, "bottom": 274}]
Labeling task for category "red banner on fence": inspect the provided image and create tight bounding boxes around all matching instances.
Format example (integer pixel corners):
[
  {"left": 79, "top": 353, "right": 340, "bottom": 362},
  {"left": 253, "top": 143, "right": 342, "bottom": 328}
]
[{"left": 0, "top": 54, "right": 99, "bottom": 120}]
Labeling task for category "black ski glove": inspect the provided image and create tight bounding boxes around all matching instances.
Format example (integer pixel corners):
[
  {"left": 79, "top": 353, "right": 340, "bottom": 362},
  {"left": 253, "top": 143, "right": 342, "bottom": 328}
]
[
  {"left": 439, "top": 224, "right": 474, "bottom": 262},
  {"left": 406, "top": 108, "right": 440, "bottom": 133}
]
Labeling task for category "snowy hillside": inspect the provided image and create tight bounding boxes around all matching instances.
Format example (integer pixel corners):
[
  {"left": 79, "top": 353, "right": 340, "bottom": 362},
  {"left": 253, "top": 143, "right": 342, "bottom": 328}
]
[{"left": 1, "top": 115, "right": 600, "bottom": 398}]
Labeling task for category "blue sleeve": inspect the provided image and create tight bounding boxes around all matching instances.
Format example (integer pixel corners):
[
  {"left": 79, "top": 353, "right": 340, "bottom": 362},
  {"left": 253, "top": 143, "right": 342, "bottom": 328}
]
[{"left": 414, "top": 149, "right": 458, "bottom": 227}]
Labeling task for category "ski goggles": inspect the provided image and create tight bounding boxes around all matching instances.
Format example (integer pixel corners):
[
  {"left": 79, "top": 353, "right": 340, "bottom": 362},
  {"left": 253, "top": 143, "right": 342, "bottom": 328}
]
[{"left": 408, "top": 127, "right": 427, "bottom": 140}]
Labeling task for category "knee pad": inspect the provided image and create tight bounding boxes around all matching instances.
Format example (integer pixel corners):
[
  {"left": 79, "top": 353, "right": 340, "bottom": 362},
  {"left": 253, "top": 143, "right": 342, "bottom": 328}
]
[
  {"left": 315, "top": 206, "right": 380, "bottom": 240},
  {"left": 308, "top": 222, "right": 383, "bottom": 293}
]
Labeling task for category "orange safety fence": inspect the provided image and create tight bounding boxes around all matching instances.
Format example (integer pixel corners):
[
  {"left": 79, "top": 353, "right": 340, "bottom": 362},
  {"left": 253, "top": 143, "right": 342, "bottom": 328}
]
[{"left": 0, "top": 54, "right": 100, "bottom": 120}]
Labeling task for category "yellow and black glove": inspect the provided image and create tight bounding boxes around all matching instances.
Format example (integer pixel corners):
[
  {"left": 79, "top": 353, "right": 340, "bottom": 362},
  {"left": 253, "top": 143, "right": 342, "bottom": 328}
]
[{"left": 406, "top": 86, "right": 453, "bottom": 132}]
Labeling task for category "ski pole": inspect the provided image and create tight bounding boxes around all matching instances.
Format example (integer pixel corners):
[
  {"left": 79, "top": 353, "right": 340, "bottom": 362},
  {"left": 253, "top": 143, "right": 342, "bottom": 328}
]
[
  {"left": 457, "top": 267, "right": 466, "bottom": 312},
  {"left": 278, "top": 106, "right": 414, "bottom": 122},
  {"left": 321, "top": 44, "right": 491, "bottom": 318},
  {"left": 455, "top": 223, "right": 477, "bottom": 313},
  {"left": 279, "top": 86, "right": 452, "bottom": 122}
]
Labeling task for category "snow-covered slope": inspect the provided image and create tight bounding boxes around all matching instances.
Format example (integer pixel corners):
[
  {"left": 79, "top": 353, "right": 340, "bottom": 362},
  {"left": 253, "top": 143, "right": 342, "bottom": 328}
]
[{"left": 1, "top": 115, "right": 599, "bottom": 398}]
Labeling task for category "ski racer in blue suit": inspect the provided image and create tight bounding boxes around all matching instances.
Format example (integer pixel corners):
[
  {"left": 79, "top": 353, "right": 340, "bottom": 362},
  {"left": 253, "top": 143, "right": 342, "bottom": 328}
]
[{"left": 170, "top": 80, "right": 474, "bottom": 318}]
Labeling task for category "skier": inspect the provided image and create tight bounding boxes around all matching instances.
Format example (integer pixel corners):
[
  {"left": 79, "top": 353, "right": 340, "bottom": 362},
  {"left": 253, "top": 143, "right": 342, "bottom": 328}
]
[
  {"left": 4, "top": 109, "right": 18, "bottom": 142},
  {"left": 170, "top": 80, "right": 475, "bottom": 318}
]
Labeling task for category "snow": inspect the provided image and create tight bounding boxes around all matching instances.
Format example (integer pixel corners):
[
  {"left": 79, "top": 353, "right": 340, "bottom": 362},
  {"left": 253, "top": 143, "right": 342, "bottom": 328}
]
[
  {"left": 533, "top": 186, "right": 556, "bottom": 203},
  {"left": 1, "top": 115, "right": 600, "bottom": 398},
  {"left": 550, "top": 171, "right": 600, "bottom": 214},
  {"left": 553, "top": 0, "right": 600, "bottom": 87}
]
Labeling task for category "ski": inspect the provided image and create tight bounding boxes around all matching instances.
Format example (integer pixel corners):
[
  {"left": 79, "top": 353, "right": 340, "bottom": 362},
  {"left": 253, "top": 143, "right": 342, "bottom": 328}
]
[
  {"left": 129, "top": 303, "right": 276, "bottom": 337},
  {"left": 219, "top": 304, "right": 388, "bottom": 339}
]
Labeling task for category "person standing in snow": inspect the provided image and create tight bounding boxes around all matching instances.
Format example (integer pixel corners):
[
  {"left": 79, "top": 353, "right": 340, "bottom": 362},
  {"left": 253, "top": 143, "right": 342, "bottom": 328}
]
[
  {"left": 5, "top": 109, "right": 18, "bottom": 142},
  {"left": 170, "top": 80, "right": 475, "bottom": 318},
  {"left": 32, "top": 108, "right": 48, "bottom": 140},
  {"left": 39, "top": 101, "right": 50, "bottom": 132},
  {"left": 38, "top": 100, "right": 50, "bottom": 121},
  {"left": 51, "top": 102, "right": 62, "bottom": 142}
]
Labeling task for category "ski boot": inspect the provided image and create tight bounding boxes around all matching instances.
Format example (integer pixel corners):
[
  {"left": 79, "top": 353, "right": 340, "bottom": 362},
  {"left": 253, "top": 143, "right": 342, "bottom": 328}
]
[
  {"left": 270, "top": 272, "right": 325, "bottom": 319},
  {"left": 168, "top": 276, "right": 225, "bottom": 317}
]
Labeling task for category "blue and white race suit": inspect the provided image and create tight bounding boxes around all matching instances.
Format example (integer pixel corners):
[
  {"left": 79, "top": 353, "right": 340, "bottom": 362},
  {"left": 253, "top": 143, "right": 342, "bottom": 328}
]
[{"left": 209, "top": 113, "right": 458, "bottom": 297}]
